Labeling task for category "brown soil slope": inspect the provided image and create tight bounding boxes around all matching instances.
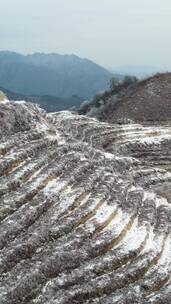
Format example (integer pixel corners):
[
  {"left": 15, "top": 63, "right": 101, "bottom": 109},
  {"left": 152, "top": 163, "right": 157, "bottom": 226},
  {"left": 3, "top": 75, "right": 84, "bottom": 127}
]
[{"left": 108, "top": 73, "right": 171, "bottom": 123}]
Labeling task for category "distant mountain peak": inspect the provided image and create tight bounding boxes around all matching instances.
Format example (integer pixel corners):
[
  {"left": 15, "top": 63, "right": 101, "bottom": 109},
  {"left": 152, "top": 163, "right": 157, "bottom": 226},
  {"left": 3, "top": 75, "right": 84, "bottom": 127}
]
[{"left": 0, "top": 51, "right": 113, "bottom": 99}]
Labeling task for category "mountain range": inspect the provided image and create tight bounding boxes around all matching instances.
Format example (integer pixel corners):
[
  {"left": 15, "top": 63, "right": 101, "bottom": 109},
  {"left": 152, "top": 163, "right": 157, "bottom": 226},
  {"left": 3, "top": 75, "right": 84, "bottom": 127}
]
[{"left": 0, "top": 51, "right": 113, "bottom": 100}]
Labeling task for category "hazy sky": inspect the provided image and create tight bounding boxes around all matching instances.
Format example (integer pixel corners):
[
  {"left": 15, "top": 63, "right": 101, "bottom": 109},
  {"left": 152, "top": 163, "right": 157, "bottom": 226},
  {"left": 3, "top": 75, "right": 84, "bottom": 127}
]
[{"left": 0, "top": 0, "right": 171, "bottom": 69}]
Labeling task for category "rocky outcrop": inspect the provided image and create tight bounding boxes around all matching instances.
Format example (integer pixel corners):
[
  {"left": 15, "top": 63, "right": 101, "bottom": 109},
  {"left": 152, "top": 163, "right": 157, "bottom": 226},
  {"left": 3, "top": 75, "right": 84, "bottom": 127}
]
[
  {"left": 0, "top": 101, "right": 48, "bottom": 139},
  {"left": 0, "top": 101, "right": 171, "bottom": 304}
]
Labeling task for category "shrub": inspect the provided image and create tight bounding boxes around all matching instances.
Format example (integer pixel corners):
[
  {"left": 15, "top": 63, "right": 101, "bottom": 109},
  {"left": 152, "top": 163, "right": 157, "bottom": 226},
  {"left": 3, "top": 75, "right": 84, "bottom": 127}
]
[
  {"left": 109, "top": 76, "right": 120, "bottom": 90},
  {"left": 122, "top": 75, "right": 138, "bottom": 86}
]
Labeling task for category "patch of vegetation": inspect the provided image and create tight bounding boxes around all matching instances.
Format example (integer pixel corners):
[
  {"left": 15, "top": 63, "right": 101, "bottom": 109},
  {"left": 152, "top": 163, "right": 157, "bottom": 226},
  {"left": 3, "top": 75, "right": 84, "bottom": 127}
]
[{"left": 78, "top": 75, "right": 138, "bottom": 119}]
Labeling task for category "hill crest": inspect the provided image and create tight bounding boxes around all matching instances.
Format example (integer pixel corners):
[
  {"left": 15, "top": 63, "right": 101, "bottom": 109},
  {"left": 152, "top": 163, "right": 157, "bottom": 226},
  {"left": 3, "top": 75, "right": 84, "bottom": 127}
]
[{"left": 79, "top": 73, "right": 171, "bottom": 123}]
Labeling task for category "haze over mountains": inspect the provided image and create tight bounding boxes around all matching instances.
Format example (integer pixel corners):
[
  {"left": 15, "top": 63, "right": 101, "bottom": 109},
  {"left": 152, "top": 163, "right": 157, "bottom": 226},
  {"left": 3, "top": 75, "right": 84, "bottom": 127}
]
[
  {"left": 0, "top": 51, "right": 113, "bottom": 100},
  {"left": 113, "top": 65, "right": 164, "bottom": 78},
  {"left": 1, "top": 0, "right": 171, "bottom": 302}
]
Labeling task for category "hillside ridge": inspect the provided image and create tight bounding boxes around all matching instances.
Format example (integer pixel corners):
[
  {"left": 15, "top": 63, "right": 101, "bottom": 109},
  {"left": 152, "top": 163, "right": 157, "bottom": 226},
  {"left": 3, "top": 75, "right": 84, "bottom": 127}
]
[
  {"left": 0, "top": 99, "right": 171, "bottom": 303},
  {"left": 79, "top": 73, "right": 171, "bottom": 124}
]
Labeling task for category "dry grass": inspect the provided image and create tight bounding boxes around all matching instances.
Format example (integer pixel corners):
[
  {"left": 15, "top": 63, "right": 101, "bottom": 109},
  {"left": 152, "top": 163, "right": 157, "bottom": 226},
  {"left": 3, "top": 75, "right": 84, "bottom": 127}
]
[{"left": 0, "top": 90, "right": 6, "bottom": 101}]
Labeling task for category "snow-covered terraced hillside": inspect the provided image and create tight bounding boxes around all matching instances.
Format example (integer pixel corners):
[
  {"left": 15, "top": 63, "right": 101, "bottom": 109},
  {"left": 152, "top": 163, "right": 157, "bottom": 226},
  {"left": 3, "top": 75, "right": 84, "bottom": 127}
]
[{"left": 0, "top": 101, "right": 171, "bottom": 304}]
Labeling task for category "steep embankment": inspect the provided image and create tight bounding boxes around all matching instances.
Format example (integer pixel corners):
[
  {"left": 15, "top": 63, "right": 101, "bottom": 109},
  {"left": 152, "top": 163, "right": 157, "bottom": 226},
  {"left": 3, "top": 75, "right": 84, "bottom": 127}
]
[
  {"left": 0, "top": 100, "right": 171, "bottom": 303},
  {"left": 107, "top": 73, "right": 171, "bottom": 123},
  {"left": 80, "top": 73, "right": 171, "bottom": 124}
]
